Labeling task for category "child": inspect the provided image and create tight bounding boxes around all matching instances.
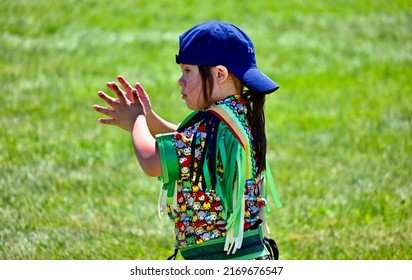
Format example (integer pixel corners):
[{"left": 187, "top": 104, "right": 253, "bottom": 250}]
[{"left": 92, "top": 20, "right": 282, "bottom": 260}]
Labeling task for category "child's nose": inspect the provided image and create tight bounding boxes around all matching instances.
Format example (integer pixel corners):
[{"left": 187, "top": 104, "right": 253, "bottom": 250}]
[{"left": 178, "top": 76, "right": 184, "bottom": 87}]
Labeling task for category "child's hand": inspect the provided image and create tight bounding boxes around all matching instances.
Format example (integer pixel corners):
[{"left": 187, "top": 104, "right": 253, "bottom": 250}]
[
  {"left": 92, "top": 79, "right": 145, "bottom": 132},
  {"left": 117, "top": 75, "right": 152, "bottom": 115}
]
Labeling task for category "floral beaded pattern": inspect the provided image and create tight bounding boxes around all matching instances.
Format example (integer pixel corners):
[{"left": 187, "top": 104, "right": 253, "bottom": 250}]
[{"left": 167, "top": 95, "right": 266, "bottom": 248}]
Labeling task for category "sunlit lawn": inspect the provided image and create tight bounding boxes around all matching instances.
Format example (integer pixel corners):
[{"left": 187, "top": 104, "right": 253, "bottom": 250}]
[{"left": 0, "top": 0, "right": 411, "bottom": 259}]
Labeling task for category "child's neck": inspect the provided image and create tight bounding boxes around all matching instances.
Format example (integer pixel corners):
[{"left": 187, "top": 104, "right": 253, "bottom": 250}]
[{"left": 209, "top": 78, "right": 240, "bottom": 104}]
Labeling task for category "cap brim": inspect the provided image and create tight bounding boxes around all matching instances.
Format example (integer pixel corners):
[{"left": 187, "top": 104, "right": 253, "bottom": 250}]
[{"left": 231, "top": 67, "right": 279, "bottom": 94}]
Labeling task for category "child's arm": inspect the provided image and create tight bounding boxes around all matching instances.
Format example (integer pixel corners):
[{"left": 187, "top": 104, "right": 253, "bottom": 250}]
[
  {"left": 117, "top": 76, "right": 178, "bottom": 136},
  {"left": 145, "top": 109, "right": 178, "bottom": 136},
  {"left": 131, "top": 114, "right": 163, "bottom": 177}
]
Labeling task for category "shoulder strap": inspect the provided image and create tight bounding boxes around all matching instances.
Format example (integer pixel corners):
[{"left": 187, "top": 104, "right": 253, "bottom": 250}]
[
  {"left": 207, "top": 103, "right": 282, "bottom": 211},
  {"left": 206, "top": 105, "right": 253, "bottom": 178},
  {"left": 207, "top": 103, "right": 282, "bottom": 246}
]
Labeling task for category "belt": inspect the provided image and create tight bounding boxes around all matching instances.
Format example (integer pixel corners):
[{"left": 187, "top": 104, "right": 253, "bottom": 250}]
[{"left": 180, "top": 227, "right": 269, "bottom": 260}]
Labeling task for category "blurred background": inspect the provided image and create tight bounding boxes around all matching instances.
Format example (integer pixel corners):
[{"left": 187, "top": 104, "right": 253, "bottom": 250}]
[{"left": 0, "top": 0, "right": 411, "bottom": 259}]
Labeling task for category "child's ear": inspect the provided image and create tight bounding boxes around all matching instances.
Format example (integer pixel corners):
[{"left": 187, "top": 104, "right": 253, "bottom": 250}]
[{"left": 215, "top": 65, "right": 229, "bottom": 83}]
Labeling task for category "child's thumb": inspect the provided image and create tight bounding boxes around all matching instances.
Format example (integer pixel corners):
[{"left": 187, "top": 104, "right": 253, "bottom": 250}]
[{"left": 131, "top": 89, "right": 139, "bottom": 103}]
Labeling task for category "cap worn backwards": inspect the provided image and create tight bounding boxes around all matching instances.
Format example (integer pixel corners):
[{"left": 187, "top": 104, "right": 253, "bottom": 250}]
[{"left": 176, "top": 20, "right": 279, "bottom": 94}]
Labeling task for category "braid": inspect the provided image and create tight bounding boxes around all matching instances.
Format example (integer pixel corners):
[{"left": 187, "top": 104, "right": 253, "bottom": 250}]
[{"left": 242, "top": 90, "right": 267, "bottom": 173}]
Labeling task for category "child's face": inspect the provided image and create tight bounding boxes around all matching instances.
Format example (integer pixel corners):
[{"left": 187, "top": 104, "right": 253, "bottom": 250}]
[{"left": 178, "top": 64, "right": 205, "bottom": 110}]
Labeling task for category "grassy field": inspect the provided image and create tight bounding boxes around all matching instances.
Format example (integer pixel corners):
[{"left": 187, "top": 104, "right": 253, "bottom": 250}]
[{"left": 0, "top": 0, "right": 411, "bottom": 260}]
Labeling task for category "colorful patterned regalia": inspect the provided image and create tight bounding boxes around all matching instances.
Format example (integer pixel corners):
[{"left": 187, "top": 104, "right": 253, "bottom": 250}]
[{"left": 156, "top": 95, "right": 281, "bottom": 260}]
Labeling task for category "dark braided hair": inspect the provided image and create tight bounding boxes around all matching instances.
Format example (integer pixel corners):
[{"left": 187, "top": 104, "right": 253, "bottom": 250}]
[{"left": 242, "top": 89, "right": 267, "bottom": 173}]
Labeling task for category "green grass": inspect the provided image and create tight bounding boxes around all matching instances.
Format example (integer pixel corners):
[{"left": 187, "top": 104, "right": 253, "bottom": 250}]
[{"left": 0, "top": 0, "right": 411, "bottom": 259}]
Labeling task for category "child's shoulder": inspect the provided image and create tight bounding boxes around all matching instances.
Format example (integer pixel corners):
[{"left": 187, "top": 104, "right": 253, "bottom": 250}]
[{"left": 212, "top": 95, "right": 246, "bottom": 116}]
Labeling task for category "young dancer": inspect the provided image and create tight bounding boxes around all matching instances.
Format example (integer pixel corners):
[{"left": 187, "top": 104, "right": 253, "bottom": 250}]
[{"left": 93, "top": 20, "right": 282, "bottom": 260}]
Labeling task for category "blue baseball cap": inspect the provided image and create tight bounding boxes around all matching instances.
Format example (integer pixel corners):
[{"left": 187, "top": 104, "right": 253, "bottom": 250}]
[{"left": 176, "top": 20, "right": 279, "bottom": 94}]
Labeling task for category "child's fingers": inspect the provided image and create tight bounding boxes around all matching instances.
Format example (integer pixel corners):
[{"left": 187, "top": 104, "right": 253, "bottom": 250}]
[
  {"left": 131, "top": 89, "right": 145, "bottom": 107},
  {"left": 92, "top": 104, "right": 115, "bottom": 118},
  {"left": 134, "top": 82, "right": 148, "bottom": 98},
  {"left": 117, "top": 75, "right": 133, "bottom": 92},
  {"left": 131, "top": 89, "right": 138, "bottom": 103},
  {"left": 97, "top": 118, "right": 118, "bottom": 126},
  {"left": 135, "top": 82, "right": 152, "bottom": 109},
  {"left": 106, "top": 82, "right": 127, "bottom": 104},
  {"left": 97, "top": 91, "right": 118, "bottom": 106},
  {"left": 117, "top": 76, "right": 136, "bottom": 102}
]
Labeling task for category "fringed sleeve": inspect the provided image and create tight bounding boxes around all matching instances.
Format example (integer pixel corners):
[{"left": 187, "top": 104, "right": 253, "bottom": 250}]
[{"left": 156, "top": 132, "right": 180, "bottom": 217}]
